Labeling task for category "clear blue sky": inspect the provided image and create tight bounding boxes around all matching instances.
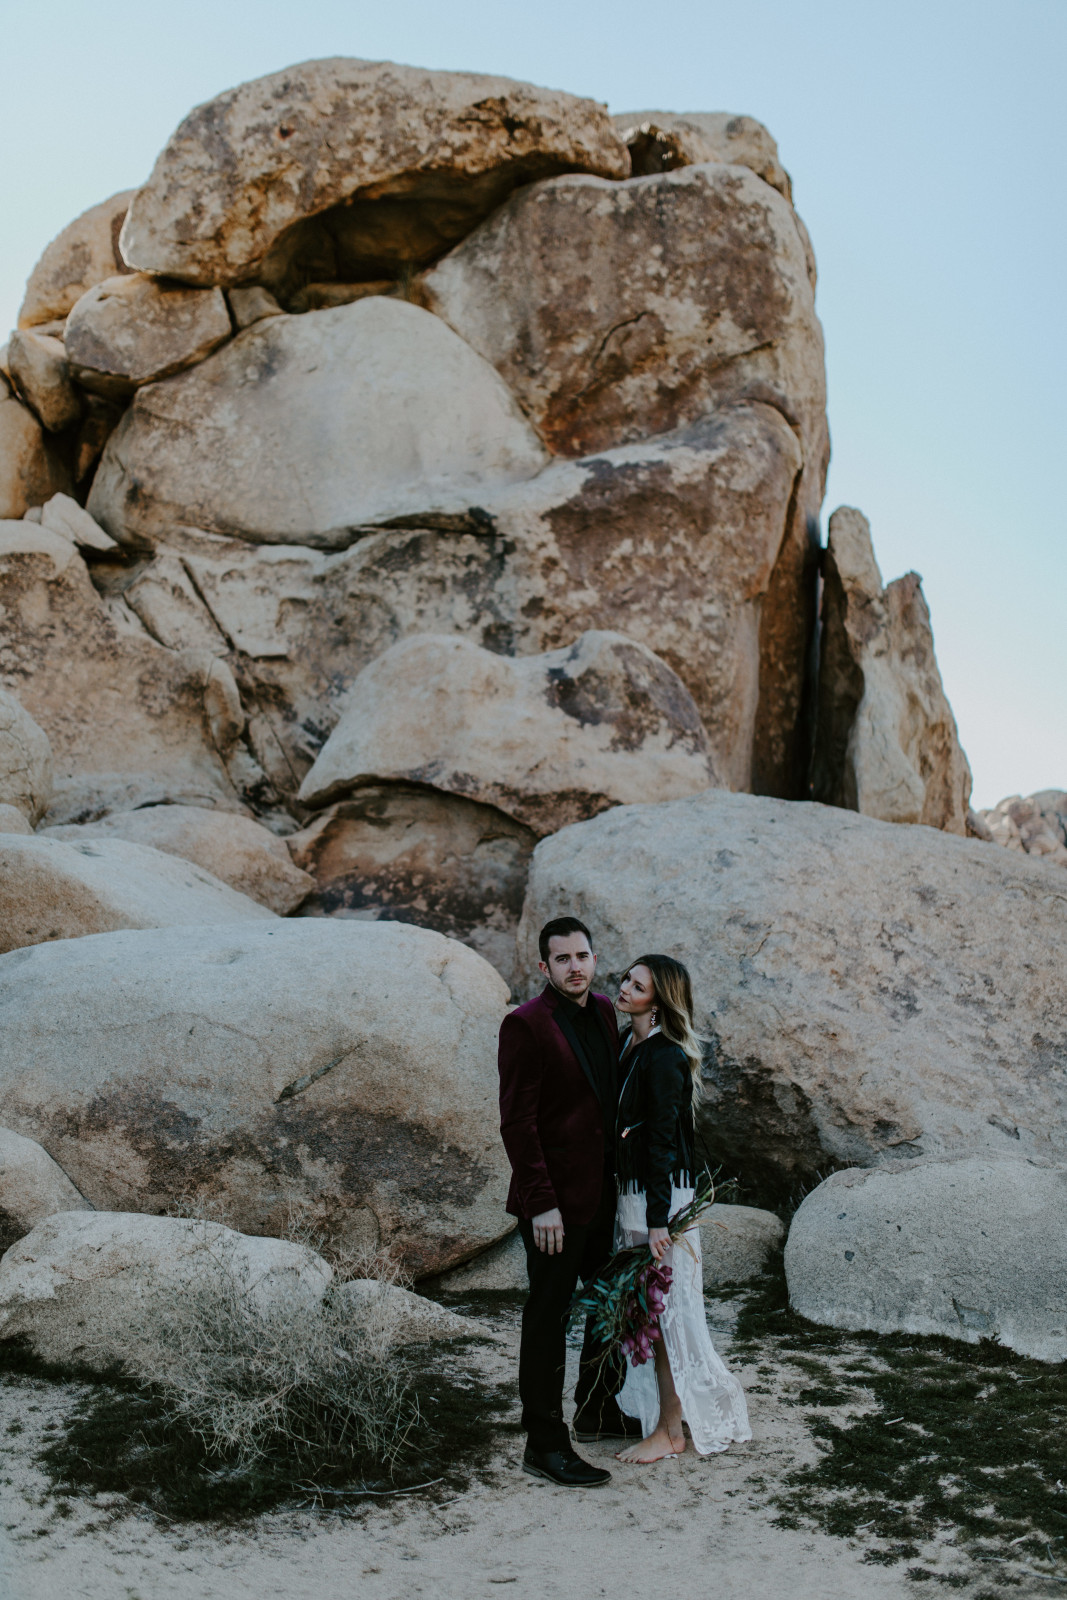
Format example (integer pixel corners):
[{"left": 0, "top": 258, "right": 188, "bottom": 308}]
[{"left": 2, "top": 0, "right": 1063, "bottom": 807}]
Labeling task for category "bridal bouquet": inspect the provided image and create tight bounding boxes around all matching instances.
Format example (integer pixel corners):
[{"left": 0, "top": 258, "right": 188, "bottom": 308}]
[{"left": 568, "top": 1173, "right": 717, "bottom": 1369}]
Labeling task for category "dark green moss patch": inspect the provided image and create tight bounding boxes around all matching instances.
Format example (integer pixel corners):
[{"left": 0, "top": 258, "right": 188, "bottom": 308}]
[
  {"left": 733, "top": 1253, "right": 1067, "bottom": 1576},
  {"left": 2, "top": 1337, "right": 515, "bottom": 1523}
]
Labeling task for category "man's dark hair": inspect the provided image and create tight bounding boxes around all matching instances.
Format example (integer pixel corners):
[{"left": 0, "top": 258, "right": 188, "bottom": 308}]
[{"left": 538, "top": 916, "right": 594, "bottom": 964}]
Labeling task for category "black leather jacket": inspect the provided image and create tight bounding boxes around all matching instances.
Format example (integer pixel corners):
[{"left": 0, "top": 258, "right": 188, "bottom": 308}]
[{"left": 614, "top": 1030, "right": 695, "bottom": 1229}]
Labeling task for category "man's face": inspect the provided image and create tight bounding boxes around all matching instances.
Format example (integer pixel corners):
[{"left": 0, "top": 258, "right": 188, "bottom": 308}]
[{"left": 540, "top": 933, "right": 597, "bottom": 1002}]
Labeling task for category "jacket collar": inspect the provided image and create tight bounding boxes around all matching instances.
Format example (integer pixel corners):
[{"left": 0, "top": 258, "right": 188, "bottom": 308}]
[{"left": 540, "top": 985, "right": 614, "bottom": 1106}]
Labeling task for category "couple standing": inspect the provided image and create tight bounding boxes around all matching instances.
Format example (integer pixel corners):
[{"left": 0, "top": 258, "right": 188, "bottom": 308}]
[{"left": 498, "top": 915, "right": 751, "bottom": 1489}]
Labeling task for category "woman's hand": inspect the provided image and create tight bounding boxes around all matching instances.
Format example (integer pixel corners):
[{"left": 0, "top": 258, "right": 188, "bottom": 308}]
[{"left": 648, "top": 1226, "right": 672, "bottom": 1261}]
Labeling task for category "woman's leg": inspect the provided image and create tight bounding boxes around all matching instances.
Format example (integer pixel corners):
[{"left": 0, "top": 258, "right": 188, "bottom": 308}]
[{"left": 616, "top": 1325, "right": 686, "bottom": 1463}]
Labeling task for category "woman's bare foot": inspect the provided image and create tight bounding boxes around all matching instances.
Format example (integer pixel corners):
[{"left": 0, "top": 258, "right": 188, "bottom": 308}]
[{"left": 615, "top": 1415, "right": 685, "bottom": 1463}]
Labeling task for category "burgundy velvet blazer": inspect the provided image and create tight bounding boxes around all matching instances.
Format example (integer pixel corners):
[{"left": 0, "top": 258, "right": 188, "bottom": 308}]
[{"left": 498, "top": 985, "right": 620, "bottom": 1225}]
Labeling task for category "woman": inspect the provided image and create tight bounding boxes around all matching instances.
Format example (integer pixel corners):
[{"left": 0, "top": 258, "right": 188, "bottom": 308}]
[{"left": 613, "top": 954, "right": 751, "bottom": 1462}]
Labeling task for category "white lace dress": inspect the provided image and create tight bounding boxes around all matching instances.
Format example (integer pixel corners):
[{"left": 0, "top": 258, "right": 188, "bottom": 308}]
[{"left": 614, "top": 1183, "right": 752, "bottom": 1454}]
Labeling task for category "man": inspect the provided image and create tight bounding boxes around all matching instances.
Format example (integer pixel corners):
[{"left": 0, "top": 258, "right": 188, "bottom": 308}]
[{"left": 498, "top": 915, "right": 640, "bottom": 1489}]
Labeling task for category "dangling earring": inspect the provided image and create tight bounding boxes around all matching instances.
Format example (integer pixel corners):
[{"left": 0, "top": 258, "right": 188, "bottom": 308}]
[{"left": 651, "top": 1007, "right": 659, "bottom": 1026}]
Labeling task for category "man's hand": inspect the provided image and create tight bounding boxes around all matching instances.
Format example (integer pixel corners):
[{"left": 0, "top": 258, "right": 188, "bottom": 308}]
[{"left": 532, "top": 1207, "right": 565, "bottom": 1255}]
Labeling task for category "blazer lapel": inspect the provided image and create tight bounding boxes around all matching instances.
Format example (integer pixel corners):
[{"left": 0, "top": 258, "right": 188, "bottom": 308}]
[{"left": 545, "top": 991, "right": 604, "bottom": 1106}]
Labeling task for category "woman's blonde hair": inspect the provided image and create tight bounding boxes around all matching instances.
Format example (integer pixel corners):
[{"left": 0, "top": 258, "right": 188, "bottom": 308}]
[{"left": 629, "top": 953, "right": 704, "bottom": 1110}]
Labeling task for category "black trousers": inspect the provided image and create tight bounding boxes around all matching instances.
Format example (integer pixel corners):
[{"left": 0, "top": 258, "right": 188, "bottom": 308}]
[{"left": 516, "top": 1174, "right": 626, "bottom": 1452}]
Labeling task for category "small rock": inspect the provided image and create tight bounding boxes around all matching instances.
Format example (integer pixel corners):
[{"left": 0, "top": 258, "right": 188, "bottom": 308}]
[
  {"left": 0, "top": 1127, "right": 91, "bottom": 1255},
  {"left": 335, "top": 1279, "right": 485, "bottom": 1344},
  {"left": 66, "top": 272, "right": 232, "bottom": 398},
  {"left": 226, "top": 285, "right": 283, "bottom": 328},
  {"left": 612, "top": 109, "right": 792, "bottom": 198},
  {"left": 785, "top": 1157, "right": 1067, "bottom": 1363},
  {"left": 18, "top": 190, "right": 136, "bottom": 328},
  {"left": 7, "top": 330, "right": 82, "bottom": 433},
  {"left": 39, "top": 493, "right": 117, "bottom": 551},
  {"left": 0, "top": 688, "right": 53, "bottom": 824},
  {"left": 424, "top": 1229, "right": 527, "bottom": 1292},
  {"left": 976, "top": 791, "right": 1067, "bottom": 869},
  {"left": 700, "top": 1204, "right": 785, "bottom": 1288},
  {"left": 298, "top": 630, "right": 718, "bottom": 835},
  {"left": 0, "top": 1211, "right": 331, "bottom": 1371}
]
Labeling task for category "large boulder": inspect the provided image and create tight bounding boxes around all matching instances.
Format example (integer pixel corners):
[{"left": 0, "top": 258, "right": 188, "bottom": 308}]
[
  {"left": 0, "top": 523, "right": 261, "bottom": 822},
  {"left": 298, "top": 630, "right": 718, "bottom": 834},
  {"left": 612, "top": 110, "right": 793, "bottom": 199},
  {"left": 289, "top": 786, "right": 535, "bottom": 986},
  {"left": 44, "top": 804, "right": 312, "bottom": 913},
  {"left": 0, "top": 921, "right": 511, "bottom": 1276},
  {"left": 420, "top": 158, "right": 826, "bottom": 509},
  {"left": 0, "top": 688, "right": 53, "bottom": 824},
  {"left": 0, "top": 833, "right": 275, "bottom": 953},
  {"left": 65, "top": 273, "right": 232, "bottom": 398},
  {"left": 811, "top": 507, "right": 972, "bottom": 833},
  {"left": 17, "top": 190, "right": 136, "bottom": 329},
  {"left": 6, "top": 330, "right": 82, "bottom": 433},
  {"left": 119, "top": 58, "right": 628, "bottom": 289},
  {"left": 785, "top": 1158, "right": 1067, "bottom": 1363},
  {"left": 517, "top": 790, "right": 1067, "bottom": 1190},
  {"left": 0, "top": 1127, "right": 91, "bottom": 1255},
  {"left": 88, "top": 297, "right": 547, "bottom": 547},
  {"left": 0, "top": 389, "right": 71, "bottom": 518},
  {"left": 0, "top": 1211, "right": 331, "bottom": 1371},
  {"left": 977, "top": 790, "right": 1067, "bottom": 869}
]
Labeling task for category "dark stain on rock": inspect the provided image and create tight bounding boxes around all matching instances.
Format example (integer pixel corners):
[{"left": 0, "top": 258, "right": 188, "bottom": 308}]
[{"left": 543, "top": 635, "right": 707, "bottom": 755}]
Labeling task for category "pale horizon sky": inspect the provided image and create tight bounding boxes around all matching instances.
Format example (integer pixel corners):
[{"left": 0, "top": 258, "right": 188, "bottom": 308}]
[{"left": 2, "top": 0, "right": 1063, "bottom": 808}]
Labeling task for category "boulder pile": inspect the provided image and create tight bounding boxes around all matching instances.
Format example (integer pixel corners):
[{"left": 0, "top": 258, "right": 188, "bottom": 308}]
[{"left": 0, "top": 57, "right": 1060, "bottom": 1350}]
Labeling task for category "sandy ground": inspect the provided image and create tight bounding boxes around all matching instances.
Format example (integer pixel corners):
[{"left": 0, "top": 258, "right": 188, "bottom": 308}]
[{"left": 0, "top": 1297, "right": 1036, "bottom": 1600}]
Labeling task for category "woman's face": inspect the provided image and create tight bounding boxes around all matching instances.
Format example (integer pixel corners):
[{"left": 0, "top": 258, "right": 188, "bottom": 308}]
[{"left": 617, "top": 963, "right": 655, "bottom": 1016}]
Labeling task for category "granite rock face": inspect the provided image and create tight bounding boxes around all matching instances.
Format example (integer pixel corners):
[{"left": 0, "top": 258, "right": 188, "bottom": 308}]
[
  {"left": 88, "top": 297, "right": 547, "bottom": 546},
  {"left": 0, "top": 1127, "right": 91, "bottom": 1256},
  {"left": 0, "top": 833, "right": 275, "bottom": 954},
  {"left": 65, "top": 273, "right": 233, "bottom": 398},
  {"left": 0, "top": 390, "right": 70, "bottom": 519},
  {"left": 812, "top": 507, "right": 972, "bottom": 833},
  {"left": 0, "top": 921, "right": 511, "bottom": 1276},
  {"left": 785, "top": 1158, "right": 1067, "bottom": 1362},
  {"left": 17, "top": 189, "right": 136, "bottom": 329},
  {"left": 517, "top": 790, "right": 1067, "bottom": 1190},
  {"left": 298, "top": 629, "right": 718, "bottom": 833},
  {"left": 7, "top": 330, "right": 82, "bottom": 433},
  {"left": 612, "top": 110, "right": 793, "bottom": 199},
  {"left": 0, "top": 1211, "right": 331, "bottom": 1371},
  {"left": 44, "top": 804, "right": 312, "bottom": 913},
  {"left": 288, "top": 787, "right": 535, "bottom": 987},
  {"left": 0, "top": 524, "right": 259, "bottom": 823},
  {"left": 120, "top": 58, "right": 629, "bottom": 289}
]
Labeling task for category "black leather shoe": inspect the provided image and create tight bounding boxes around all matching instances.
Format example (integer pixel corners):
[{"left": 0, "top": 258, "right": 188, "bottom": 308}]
[
  {"left": 522, "top": 1445, "right": 611, "bottom": 1488},
  {"left": 573, "top": 1407, "right": 644, "bottom": 1443}
]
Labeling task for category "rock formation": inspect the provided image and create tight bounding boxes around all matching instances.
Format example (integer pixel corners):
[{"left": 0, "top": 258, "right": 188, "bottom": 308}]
[
  {"left": 811, "top": 507, "right": 972, "bottom": 832},
  {"left": 976, "top": 789, "right": 1067, "bottom": 868},
  {"left": 517, "top": 790, "right": 1067, "bottom": 1191},
  {"left": 0, "top": 920, "right": 511, "bottom": 1276},
  {"left": 1, "top": 55, "right": 1043, "bottom": 1306},
  {"left": 785, "top": 1158, "right": 1067, "bottom": 1362}
]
